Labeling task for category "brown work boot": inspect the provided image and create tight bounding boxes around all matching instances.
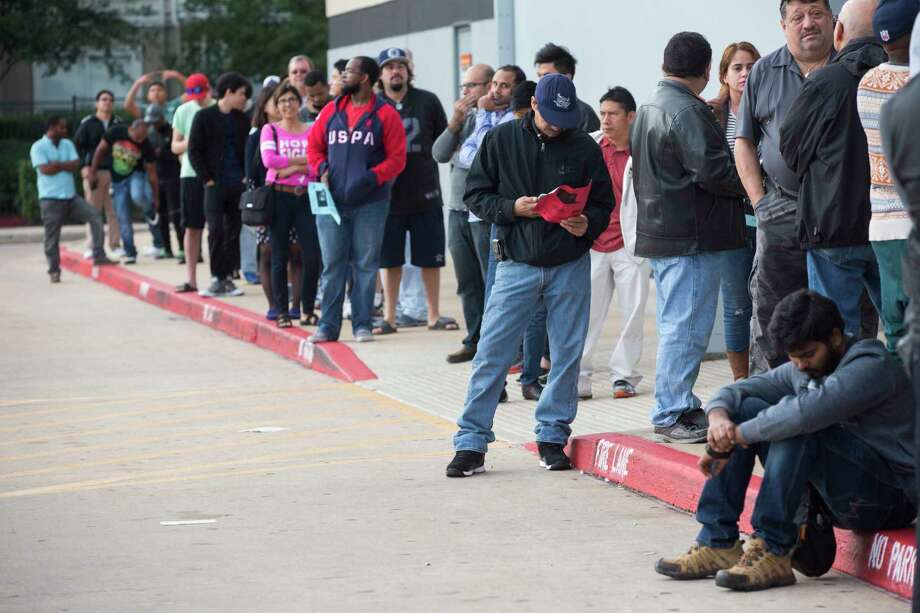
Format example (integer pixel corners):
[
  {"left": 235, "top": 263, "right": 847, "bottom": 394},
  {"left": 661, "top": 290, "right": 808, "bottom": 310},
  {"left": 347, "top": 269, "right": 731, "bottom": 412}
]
[
  {"left": 715, "top": 537, "right": 796, "bottom": 591},
  {"left": 655, "top": 541, "right": 743, "bottom": 579}
]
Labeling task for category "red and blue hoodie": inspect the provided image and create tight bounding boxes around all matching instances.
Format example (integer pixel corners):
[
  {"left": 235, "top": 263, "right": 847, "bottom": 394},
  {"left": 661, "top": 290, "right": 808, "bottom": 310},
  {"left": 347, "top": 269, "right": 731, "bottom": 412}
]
[{"left": 307, "top": 93, "right": 406, "bottom": 208}]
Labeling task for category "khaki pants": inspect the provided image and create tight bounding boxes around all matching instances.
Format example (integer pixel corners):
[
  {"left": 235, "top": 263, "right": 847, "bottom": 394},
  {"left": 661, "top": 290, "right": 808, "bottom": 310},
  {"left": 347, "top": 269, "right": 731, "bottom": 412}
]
[{"left": 83, "top": 169, "right": 118, "bottom": 250}]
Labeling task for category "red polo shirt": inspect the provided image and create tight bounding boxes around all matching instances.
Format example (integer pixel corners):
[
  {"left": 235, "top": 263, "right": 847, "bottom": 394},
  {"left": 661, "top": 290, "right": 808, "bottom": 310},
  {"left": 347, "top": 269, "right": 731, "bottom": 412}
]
[{"left": 593, "top": 138, "right": 629, "bottom": 252}]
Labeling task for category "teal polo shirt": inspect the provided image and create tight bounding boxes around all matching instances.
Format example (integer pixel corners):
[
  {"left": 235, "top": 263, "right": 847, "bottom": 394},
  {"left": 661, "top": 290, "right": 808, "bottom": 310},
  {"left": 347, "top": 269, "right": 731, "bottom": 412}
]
[{"left": 30, "top": 136, "right": 78, "bottom": 200}]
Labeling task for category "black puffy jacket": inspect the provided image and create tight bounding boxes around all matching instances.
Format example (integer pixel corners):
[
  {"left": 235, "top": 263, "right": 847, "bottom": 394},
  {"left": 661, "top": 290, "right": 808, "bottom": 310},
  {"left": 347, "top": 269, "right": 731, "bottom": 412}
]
[
  {"left": 780, "top": 38, "right": 886, "bottom": 249},
  {"left": 630, "top": 80, "right": 746, "bottom": 258},
  {"left": 463, "top": 112, "right": 613, "bottom": 268}
]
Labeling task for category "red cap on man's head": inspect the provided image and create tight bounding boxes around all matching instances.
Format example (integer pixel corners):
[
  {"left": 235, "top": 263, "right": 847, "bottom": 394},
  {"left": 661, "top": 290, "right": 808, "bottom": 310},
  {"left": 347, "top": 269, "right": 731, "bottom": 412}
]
[{"left": 184, "top": 73, "right": 210, "bottom": 100}]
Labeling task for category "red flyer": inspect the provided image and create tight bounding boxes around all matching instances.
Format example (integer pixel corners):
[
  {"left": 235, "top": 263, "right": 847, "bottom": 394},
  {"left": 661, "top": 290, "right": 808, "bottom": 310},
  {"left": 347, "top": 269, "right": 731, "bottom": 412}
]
[{"left": 533, "top": 181, "right": 592, "bottom": 223}]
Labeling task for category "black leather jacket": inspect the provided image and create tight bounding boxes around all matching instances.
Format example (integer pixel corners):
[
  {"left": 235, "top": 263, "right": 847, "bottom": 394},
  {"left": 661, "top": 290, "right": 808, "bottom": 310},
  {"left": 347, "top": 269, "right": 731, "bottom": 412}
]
[{"left": 630, "top": 80, "right": 746, "bottom": 258}]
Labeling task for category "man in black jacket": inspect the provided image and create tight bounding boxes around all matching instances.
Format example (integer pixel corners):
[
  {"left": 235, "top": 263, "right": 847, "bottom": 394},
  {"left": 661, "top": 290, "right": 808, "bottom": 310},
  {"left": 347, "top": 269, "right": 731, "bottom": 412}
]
[
  {"left": 188, "top": 72, "right": 251, "bottom": 298},
  {"left": 631, "top": 32, "right": 747, "bottom": 443},
  {"left": 780, "top": 0, "right": 886, "bottom": 339},
  {"left": 446, "top": 74, "right": 613, "bottom": 477}
]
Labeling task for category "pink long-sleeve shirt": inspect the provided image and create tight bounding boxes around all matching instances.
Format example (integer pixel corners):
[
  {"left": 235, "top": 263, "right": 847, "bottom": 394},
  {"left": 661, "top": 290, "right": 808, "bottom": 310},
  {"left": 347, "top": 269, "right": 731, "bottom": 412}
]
[{"left": 260, "top": 122, "right": 313, "bottom": 186}]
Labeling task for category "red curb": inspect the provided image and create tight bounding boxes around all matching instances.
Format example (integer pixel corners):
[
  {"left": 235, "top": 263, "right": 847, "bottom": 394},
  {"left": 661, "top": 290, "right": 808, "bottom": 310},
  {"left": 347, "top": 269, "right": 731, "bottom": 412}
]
[
  {"left": 60, "top": 249, "right": 376, "bottom": 383},
  {"left": 526, "top": 434, "right": 916, "bottom": 599}
]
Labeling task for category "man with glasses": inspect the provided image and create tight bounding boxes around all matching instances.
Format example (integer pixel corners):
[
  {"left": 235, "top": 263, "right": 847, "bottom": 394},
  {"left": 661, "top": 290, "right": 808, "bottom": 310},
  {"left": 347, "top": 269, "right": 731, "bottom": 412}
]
[
  {"left": 287, "top": 55, "right": 315, "bottom": 120},
  {"left": 433, "top": 63, "right": 494, "bottom": 363},
  {"left": 307, "top": 56, "right": 407, "bottom": 343},
  {"left": 74, "top": 89, "right": 123, "bottom": 257}
]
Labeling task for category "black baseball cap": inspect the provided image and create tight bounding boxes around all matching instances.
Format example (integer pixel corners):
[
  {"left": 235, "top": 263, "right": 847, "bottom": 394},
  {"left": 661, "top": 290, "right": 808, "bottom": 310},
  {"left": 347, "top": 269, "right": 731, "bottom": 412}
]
[{"left": 534, "top": 73, "right": 579, "bottom": 130}]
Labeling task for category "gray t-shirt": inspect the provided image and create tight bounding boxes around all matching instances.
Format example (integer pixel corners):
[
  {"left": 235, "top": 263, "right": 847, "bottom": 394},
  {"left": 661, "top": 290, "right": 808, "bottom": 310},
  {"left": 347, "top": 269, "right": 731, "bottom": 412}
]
[{"left": 737, "top": 45, "right": 833, "bottom": 198}]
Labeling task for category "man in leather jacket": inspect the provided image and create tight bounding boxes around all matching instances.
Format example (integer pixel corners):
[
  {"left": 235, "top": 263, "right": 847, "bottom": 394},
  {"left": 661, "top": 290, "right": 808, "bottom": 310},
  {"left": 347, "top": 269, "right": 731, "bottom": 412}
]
[{"left": 631, "top": 32, "right": 747, "bottom": 443}]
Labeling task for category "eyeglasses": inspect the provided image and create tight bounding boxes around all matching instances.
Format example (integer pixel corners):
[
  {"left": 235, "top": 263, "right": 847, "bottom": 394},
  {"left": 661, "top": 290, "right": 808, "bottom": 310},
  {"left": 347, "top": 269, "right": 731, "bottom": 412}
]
[
  {"left": 460, "top": 81, "right": 488, "bottom": 90},
  {"left": 291, "top": 69, "right": 309, "bottom": 74},
  {"left": 276, "top": 97, "right": 299, "bottom": 106}
]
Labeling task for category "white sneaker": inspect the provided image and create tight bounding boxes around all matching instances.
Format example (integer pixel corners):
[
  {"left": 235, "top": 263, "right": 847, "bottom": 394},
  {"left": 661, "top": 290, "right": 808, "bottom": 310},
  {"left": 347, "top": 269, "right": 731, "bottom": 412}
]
[
  {"left": 82, "top": 249, "right": 93, "bottom": 260},
  {"left": 142, "top": 245, "right": 160, "bottom": 257},
  {"left": 342, "top": 297, "right": 352, "bottom": 320},
  {"left": 111, "top": 247, "right": 126, "bottom": 258},
  {"left": 577, "top": 378, "right": 593, "bottom": 400}
]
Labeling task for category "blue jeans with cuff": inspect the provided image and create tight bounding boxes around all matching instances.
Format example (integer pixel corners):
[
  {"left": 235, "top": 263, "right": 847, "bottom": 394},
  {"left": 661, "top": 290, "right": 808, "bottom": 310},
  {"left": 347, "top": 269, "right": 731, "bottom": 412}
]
[
  {"left": 696, "top": 397, "right": 915, "bottom": 554},
  {"left": 112, "top": 171, "right": 162, "bottom": 258}
]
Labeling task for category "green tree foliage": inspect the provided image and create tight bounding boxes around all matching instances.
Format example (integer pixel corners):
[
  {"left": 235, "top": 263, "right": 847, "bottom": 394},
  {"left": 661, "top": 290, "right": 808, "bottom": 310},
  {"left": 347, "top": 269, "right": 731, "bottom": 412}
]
[
  {"left": 0, "top": 0, "right": 146, "bottom": 83},
  {"left": 177, "top": 0, "right": 327, "bottom": 79}
]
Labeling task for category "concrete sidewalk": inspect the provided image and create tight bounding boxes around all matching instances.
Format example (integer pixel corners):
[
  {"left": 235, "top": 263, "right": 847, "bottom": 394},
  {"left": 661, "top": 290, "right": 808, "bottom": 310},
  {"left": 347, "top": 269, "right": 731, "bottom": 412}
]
[
  {"left": 0, "top": 223, "right": 150, "bottom": 245},
  {"left": 52, "top": 228, "right": 735, "bottom": 456}
]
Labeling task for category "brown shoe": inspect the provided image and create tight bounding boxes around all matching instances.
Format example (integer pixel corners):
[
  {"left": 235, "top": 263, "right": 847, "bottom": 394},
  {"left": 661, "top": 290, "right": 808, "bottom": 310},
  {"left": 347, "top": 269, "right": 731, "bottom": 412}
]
[
  {"left": 49, "top": 271, "right": 61, "bottom": 283},
  {"left": 655, "top": 541, "right": 743, "bottom": 580},
  {"left": 93, "top": 256, "right": 119, "bottom": 266},
  {"left": 446, "top": 345, "right": 476, "bottom": 364},
  {"left": 715, "top": 537, "right": 796, "bottom": 591}
]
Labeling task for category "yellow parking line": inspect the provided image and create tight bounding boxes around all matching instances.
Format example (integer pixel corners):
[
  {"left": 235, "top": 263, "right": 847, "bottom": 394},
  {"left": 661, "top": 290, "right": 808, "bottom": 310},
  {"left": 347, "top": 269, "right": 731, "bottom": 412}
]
[
  {"left": 0, "top": 417, "right": 447, "bottom": 480},
  {"left": 0, "top": 384, "right": 345, "bottom": 421},
  {"left": 0, "top": 387, "right": 360, "bottom": 434},
  {"left": 0, "top": 433, "right": 448, "bottom": 499},
  {"left": 0, "top": 451, "right": 448, "bottom": 499}
]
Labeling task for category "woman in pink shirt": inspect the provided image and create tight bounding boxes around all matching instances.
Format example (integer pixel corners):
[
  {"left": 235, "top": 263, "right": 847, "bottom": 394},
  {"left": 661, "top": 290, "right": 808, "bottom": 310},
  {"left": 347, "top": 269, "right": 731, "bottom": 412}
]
[{"left": 261, "top": 81, "right": 322, "bottom": 328}]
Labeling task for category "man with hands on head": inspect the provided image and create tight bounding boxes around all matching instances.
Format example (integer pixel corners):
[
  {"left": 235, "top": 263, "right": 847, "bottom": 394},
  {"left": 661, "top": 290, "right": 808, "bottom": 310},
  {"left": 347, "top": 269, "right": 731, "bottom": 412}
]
[
  {"left": 125, "top": 70, "right": 187, "bottom": 123},
  {"left": 446, "top": 74, "right": 613, "bottom": 478},
  {"left": 656, "top": 289, "right": 916, "bottom": 592},
  {"left": 432, "top": 63, "right": 495, "bottom": 364}
]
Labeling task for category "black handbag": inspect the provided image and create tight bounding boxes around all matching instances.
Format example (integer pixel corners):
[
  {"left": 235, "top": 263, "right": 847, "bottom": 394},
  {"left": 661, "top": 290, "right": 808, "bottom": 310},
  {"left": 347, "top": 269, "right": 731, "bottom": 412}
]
[{"left": 239, "top": 124, "right": 277, "bottom": 227}]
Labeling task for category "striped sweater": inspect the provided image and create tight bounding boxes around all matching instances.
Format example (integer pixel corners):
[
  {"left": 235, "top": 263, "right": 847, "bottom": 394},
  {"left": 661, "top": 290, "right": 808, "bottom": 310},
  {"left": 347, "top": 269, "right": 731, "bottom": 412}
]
[{"left": 856, "top": 63, "right": 912, "bottom": 241}]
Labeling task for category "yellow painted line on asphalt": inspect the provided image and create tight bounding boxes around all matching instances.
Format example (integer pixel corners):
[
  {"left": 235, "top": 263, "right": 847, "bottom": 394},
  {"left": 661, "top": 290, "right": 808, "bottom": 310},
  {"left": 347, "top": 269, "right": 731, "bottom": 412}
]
[
  {"left": 0, "top": 417, "right": 446, "bottom": 481},
  {"left": 0, "top": 384, "right": 346, "bottom": 421},
  {"left": 0, "top": 433, "right": 448, "bottom": 499},
  {"left": 0, "top": 386, "right": 358, "bottom": 434},
  {"left": 0, "top": 397, "right": 372, "bottom": 449},
  {"left": 0, "top": 451, "right": 449, "bottom": 499}
]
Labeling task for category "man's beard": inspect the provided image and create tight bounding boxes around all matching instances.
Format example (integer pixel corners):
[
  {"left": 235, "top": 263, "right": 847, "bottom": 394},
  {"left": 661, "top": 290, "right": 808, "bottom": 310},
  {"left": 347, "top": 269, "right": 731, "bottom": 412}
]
[
  {"left": 341, "top": 82, "right": 360, "bottom": 96},
  {"left": 389, "top": 81, "right": 404, "bottom": 92}
]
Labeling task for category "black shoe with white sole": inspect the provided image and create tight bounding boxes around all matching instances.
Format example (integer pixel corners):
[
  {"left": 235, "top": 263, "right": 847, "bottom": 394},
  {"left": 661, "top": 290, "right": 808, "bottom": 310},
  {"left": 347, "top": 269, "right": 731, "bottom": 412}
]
[
  {"left": 537, "top": 442, "right": 571, "bottom": 471},
  {"left": 446, "top": 451, "right": 485, "bottom": 478}
]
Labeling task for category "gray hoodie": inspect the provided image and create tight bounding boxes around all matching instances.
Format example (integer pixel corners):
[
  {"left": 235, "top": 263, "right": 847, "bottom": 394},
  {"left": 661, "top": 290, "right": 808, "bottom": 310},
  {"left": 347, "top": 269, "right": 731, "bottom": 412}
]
[{"left": 705, "top": 339, "right": 915, "bottom": 483}]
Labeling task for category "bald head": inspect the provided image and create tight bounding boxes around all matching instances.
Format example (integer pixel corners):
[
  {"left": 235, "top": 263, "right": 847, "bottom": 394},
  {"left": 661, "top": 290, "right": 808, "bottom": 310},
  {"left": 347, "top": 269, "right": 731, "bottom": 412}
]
[
  {"left": 462, "top": 64, "right": 494, "bottom": 99},
  {"left": 835, "top": 0, "right": 878, "bottom": 50}
]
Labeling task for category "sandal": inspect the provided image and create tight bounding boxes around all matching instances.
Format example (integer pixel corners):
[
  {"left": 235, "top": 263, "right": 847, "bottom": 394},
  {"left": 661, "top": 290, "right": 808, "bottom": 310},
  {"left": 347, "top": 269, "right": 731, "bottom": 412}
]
[
  {"left": 300, "top": 312, "right": 319, "bottom": 326},
  {"left": 372, "top": 319, "right": 397, "bottom": 335},
  {"left": 276, "top": 314, "right": 293, "bottom": 328},
  {"left": 175, "top": 282, "right": 197, "bottom": 293},
  {"left": 428, "top": 316, "right": 459, "bottom": 331}
]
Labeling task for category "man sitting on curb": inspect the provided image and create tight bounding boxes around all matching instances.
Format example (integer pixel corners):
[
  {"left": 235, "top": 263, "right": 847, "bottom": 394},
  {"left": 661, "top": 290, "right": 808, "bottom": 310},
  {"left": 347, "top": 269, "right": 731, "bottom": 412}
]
[{"left": 655, "top": 289, "right": 916, "bottom": 591}]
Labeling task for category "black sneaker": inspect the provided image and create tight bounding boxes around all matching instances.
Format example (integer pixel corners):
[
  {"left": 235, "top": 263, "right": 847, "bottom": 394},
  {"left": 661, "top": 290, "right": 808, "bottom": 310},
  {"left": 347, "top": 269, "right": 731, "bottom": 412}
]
[
  {"left": 499, "top": 384, "right": 509, "bottom": 403},
  {"left": 223, "top": 279, "right": 244, "bottom": 297},
  {"left": 446, "top": 451, "right": 485, "bottom": 478},
  {"left": 537, "top": 442, "right": 571, "bottom": 471},
  {"left": 654, "top": 413, "right": 708, "bottom": 443},
  {"left": 198, "top": 278, "right": 226, "bottom": 297}
]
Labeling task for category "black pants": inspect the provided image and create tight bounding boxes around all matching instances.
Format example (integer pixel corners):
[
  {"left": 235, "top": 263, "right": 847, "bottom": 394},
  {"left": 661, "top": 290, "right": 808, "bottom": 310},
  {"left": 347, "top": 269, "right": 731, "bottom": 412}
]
[
  {"left": 270, "top": 189, "right": 321, "bottom": 314},
  {"left": 204, "top": 182, "right": 244, "bottom": 280},
  {"left": 752, "top": 188, "right": 808, "bottom": 368},
  {"left": 447, "top": 209, "right": 489, "bottom": 349},
  {"left": 913, "top": 347, "right": 920, "bottom": 613},
  {"left": 157, "top": 178, "right": 183, "bottom": 255}
]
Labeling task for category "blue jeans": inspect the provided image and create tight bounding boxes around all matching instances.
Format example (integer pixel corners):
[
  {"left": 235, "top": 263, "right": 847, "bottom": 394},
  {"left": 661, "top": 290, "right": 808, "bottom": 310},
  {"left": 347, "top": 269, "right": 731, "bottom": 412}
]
[
  {"left": 649, "top": 253, "right": 721, "bottom": 427},
  {"left": 316, "top": 201, "right": 389, "bottom": 339},
  {"left": 484, "top": 224, "right": 546, "bottom": 376},
  {"left": 454, "top": 253, "right": 591, "bottom": 452},
  {"left": 696, "top": 397, "right": 916, "bottom": 555},
  {"left": 719, "top": 233, "right": 755, "bottom": 353},
  {"left": 112, "top": 171, "right": 162, "bottom": 258},
  {"left": 807, "top": 245, "right": 882, "bottom": 339}
]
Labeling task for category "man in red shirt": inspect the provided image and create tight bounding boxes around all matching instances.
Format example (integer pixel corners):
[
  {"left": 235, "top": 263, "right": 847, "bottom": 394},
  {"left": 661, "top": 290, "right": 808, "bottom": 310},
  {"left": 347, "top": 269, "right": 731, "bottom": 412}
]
[
  {"left": 578, "top": 87, "right": 651, "bottom": 400},
  {"left": 307, "top": 56, "right": 407, "bottom": 343}
]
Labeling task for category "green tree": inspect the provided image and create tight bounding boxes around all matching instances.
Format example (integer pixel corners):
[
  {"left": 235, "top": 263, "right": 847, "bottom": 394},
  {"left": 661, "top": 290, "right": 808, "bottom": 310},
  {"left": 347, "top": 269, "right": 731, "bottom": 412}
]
[
  {"left": 177, "top": 0, "right": 327, "bottom": 79},
  {"left": 0, "top": 0, "right": 146, "bottom": 83}
]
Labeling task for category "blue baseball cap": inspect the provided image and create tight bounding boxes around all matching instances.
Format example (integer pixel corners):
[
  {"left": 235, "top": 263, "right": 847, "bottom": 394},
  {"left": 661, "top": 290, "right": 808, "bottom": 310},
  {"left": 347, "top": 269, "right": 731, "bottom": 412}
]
[
  {"left": 378, "top": 47, "right": 409, "bottom": 68},
  {"left": 874, "top": 0, "right": 920, "bottom": 43},
  {"left": 534, "top": 73, "right": 579, "bottom": 130}
]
